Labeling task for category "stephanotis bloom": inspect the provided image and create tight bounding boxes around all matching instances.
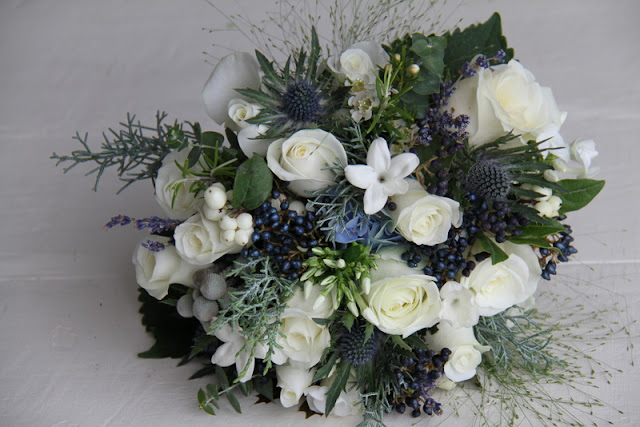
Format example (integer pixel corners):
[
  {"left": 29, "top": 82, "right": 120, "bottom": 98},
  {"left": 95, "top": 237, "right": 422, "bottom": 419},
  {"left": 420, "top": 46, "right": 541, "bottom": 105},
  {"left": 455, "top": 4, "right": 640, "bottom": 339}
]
[{"left": 345, "top": 138, "right": 419, "bottom": 215}]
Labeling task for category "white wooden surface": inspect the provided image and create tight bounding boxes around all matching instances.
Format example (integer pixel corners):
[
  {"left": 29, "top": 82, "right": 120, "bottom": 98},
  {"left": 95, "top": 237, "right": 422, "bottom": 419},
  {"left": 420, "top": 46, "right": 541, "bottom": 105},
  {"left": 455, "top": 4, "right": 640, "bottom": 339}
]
[{"left": 1, "top": 0, "right": 638, "bottom": 425}]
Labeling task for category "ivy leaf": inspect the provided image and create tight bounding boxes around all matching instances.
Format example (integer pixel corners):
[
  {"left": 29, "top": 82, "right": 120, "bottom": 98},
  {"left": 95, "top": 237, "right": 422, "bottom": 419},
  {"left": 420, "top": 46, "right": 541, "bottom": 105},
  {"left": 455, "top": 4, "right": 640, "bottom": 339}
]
[
  {"left": 557, "top": 179, "right": 605, "bottom": 214},
  {"left": 476, "top": 232, "right": 508, "bottom": 264},
  {"left": 443, "top": 12, "right": 513, "bottom": 77},
  {"left": 324, "top": 361, "right": 351, "bottom": 416},
  {"left": 232, "top": 155, "right": 273, "bottom": 210},
  {"left": 137, "top": 287, "right": 199, "bottom": 359}
]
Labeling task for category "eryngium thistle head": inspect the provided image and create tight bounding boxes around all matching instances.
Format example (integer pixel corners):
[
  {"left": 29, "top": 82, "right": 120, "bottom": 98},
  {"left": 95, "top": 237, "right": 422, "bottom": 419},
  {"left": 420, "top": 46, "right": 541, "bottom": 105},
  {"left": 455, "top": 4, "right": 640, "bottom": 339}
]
[
  {"left": 281, "top": 80, "right": 321, "bottom": 123},
  {"left": 464, "top": 159, "right": 512, "bottom": 201},
  {"left": 338, "top": 324, "right": 380, "bottom": 367}
]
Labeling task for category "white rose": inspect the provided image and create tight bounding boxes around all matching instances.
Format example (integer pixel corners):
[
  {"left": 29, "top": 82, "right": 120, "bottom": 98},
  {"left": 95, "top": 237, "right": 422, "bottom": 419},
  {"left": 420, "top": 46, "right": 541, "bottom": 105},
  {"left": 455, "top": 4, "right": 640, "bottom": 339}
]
[
  {"left": 439, "top": 281, "right": 479, "bottom": 329},
  {"left": 447, "top": 59, "right": 566, "bottom": 148},
  {"left": 226, "top": 98, "right": 262, "bottom": 131},
  {"left": 306, "top": 372, "right": 360, "bottom": 416},
  {"left": 202, "top": 52, "right": 261, "bottom": 125},
  {"left": 275, "top": 314, "right": 331, "bottom": 369},
  {"left": 424, "top": 321, "right": 489, "bottom": 382},
  {"left": 570, "top": 138, "right": 599, "bottom": 178},
  {"left": 173, "top": 213, "right": 242, "bottom": 265},
  {"left": 237, "top": 124, "right": 274, "bottom": 158},
  {"left": 461, "top": 240, "right": 540, "bottom": 316},
  {"left": 330, "top": 41, "right": 389, "bottom": 85},
  {"left": 154, "top": 150, "right": 203, "bottom": 220},
  {"left": 131, "top": 236, "right": 200, "bottom": 299},
  {"left": 275, "top": 365, "right": 316, "bottom": 408},
  {"left": 362, "top": 247, "right": 442, "bottom": 337},
  {"left": 389, "top": 180, "right": 462, "bottom": 246},
  {"left": 266, "top": 129, "right": 348, "bottom": 197}
]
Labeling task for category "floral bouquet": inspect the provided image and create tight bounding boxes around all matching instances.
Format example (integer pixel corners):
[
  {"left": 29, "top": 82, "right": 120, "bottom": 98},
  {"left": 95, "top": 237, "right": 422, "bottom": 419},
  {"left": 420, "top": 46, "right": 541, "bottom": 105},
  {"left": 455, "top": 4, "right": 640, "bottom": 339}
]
[{"left": 52, "top": 3, "right": 607, "bottom": 425}]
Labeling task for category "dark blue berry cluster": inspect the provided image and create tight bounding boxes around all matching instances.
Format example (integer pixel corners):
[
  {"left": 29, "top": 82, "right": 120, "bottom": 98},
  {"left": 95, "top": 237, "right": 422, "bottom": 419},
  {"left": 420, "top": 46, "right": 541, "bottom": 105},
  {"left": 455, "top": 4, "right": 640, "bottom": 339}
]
[
  {"left": 391, "top": 348, "right": 450, "bottom": 417},
  {"left": 539, "top": 220, "right": 577, "bottom": 280},
  {"left": 338, "top": 323, "right": 380, "bottom": 367},
  {"left": 463, "top": 196, "right": 529, "bottom": 243},
  {"left": 242, "top": 190, "right": 321, "bottom": 280},
  {"left": 281, "top": 80, "right": 322, "bottom": 124},
  {"left": 401, "top": 227, "right": 476, "bottom": 287}
]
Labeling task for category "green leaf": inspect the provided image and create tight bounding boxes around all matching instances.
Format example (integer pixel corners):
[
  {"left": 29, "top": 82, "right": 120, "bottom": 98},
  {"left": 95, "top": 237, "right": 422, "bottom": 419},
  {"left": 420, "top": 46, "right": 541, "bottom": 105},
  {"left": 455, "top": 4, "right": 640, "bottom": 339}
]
[
  {"left": 516, "top": 222, "right": 566, "bottom": 239},
  {"left": 324, "top": 361, "right": 351, "bottom": 416},
  {"left": 313, "top": 351, "right": 339, "bottom": 383},
  {"left": 203, "top": 405, "right": 216, "bottom": 416},
  {"left": 343, "top": 243, "right": 365, "bottom": 263},
  {"left": 226, "top": 391, "right": 242, "bottom": 414},
  {"left": 444, "top": 12, "right": 513, "bottom": 77},
  {"left": 411, "top": 34, "right": 446, "bottom": 76},
  {"left": 254, "top": 376, "right": 274, "bottom": 402},
  {"left": 391, "top": 334, "right": 412, "bottom": 352},
  {"left": 137, "top": 287, "right": 200, "bottom": 359},
  {"left": 187, "top": 146, "right": 201, "bottom": 168},
  {"left": 515, "top": 174, "right": 565, "bottom": 192},
  {"left": 189, "top": 334, "right": 218, "bottom": 359},
  {"left": 557, "top": 179, "right": 605, "bottom": 214},
  {"left": 235, "top": 88, "right": 279, "bottom": 107},
  {"left": 476, "top": 233, "right": 508, "bottom": 264},
  {"left": 507, "top": 236, "right": 553, "bottom": 248},
  {"left": 405, "top": 334, "right": 429, "bottom": 351},
  {"left": 232, "top": 155, "right": 273, "bottom": 210},
  {"left": 215, "top": 365, "right": 230, "bottom": 390},
  {"left": 189, "top": 365, "right": 216, "bottom": 380},
  {"left": 197, "top": 389, "right": 206, "bottom": 405},
  {"left": 225, "top": 127, "right": 245, "bottom": 161},
  {"left": 255, "top": 50, "right": 285, "bottom": 92},
  {"left": 341, "top": 312, "right": 355, "bottom": 331},
  {"left": 206, "top": 384, "right": 220, "bottom": 400}
]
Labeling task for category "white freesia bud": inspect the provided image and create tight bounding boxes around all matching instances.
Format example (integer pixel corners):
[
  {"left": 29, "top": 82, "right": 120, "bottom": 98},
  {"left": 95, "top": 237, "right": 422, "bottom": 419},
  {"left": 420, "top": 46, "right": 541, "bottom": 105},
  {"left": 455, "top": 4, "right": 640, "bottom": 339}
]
[
  {"left": 320, "top": 275, "right": 336, "bottom": 286},
  {"left": 304, "top": 280, "right": 314, "bottom": 299},
  {"left": 361, "top": 277, "right": 371, "bottom": 294},
  {"left": 543, "top": 169, "right": 559, "bottom": 182},
  {"left": 323, "top": 259, "right": 338, "bottom": 268},
  {"left": 347, "top": 301, "right": 359, "bottom": 317},
  {"left": 236, "top": 213, "right": 253, "bottom": 229},
  {"left": 220, "top": 215, "right": 237, "bottom": 231},
  {"left": 204, "top": 185, "right": 227, "bottom": 210},
  {"left": 313, "top": 295, "right": 327, "bottom": 311},
  {"left": 552, "top": 158, "right": 568, "bottom": 172},
  {"left": 336, "top": 259, "right": 346, "bottom": 269}
]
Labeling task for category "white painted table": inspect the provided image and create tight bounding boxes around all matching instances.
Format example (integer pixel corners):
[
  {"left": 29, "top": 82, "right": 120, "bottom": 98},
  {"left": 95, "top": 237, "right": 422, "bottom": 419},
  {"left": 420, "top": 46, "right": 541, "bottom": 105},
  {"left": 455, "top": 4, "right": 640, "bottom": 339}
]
[{"left": 1, "top": 0, "right": 638, "bottom": 425}]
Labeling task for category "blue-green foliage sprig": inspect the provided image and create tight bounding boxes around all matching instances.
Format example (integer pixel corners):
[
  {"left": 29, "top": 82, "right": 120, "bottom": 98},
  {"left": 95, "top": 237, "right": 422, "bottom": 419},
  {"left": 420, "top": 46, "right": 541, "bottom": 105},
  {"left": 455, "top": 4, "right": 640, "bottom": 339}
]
[{"left": 51, "top": 111, "right": 197, "bottom": 193}]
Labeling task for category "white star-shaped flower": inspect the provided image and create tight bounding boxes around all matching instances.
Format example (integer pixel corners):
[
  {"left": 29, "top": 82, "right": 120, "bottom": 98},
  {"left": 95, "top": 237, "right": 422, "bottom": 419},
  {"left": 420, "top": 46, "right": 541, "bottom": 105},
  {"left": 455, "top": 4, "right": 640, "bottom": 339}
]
[{"left": 345, "top": 138, "right": 419, "bottom": 214}]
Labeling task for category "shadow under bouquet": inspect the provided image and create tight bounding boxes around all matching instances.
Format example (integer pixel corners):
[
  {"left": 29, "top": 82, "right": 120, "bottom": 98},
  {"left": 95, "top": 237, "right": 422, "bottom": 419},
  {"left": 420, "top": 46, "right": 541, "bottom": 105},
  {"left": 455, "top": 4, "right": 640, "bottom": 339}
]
[{"left": 53, "top": 6, "right": 607, "bottom": 426}]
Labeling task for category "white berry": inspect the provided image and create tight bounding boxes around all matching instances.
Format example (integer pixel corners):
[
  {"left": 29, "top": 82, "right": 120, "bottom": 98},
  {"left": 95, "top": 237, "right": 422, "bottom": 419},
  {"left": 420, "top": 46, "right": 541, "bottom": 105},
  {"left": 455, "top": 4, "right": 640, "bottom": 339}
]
[
  {"left": 193, "top": 296, "right": 219, "bottom": 322},
  {"left": 204, "top": 185, "right": 227, "bottom": 210}
]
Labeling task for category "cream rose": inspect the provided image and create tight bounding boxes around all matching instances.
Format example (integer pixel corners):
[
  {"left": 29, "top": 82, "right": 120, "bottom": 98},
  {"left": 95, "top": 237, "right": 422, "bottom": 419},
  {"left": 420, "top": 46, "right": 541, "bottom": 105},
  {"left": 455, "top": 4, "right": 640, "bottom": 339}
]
[
  {"left": 202, "top": 52, "right": 261, "bottom": 125},
  {"left": 389, "top": 180, "right": 462, "bottom": 246},
  {"left": 424, "top": 321, "right": 489, "bottom": 382},
  {"left": 447, "top": 59, "right": 566, "bottom": 148},
  {"left": 362, "top": 247, "right": 442, "bottom": 337},
  {"left": 131, "top": 236, "right": 200, "bottom": 300},
  {"left": 439, "top": 281, "right": 479, "bottom": 329},
  {"left": 226, "top": 98, "right": 262, "bottom": 131},
  {"left": 461, "top": 240, "right": 540, "bottom": 316},
  {"left": 266, "top": 129, "right": 348, "bottom": 197},
  {"left": 154, "top": 150, "right": 203, "bottom": 220},
  {"left": 275, "top": 315, "right": 331, "bottom": 369},
  {"left": 173, "top": 213, "right": 242, "bottom": 266},
  {"left": 276, "top": 365, "right": 316, "bottom": 408}
]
